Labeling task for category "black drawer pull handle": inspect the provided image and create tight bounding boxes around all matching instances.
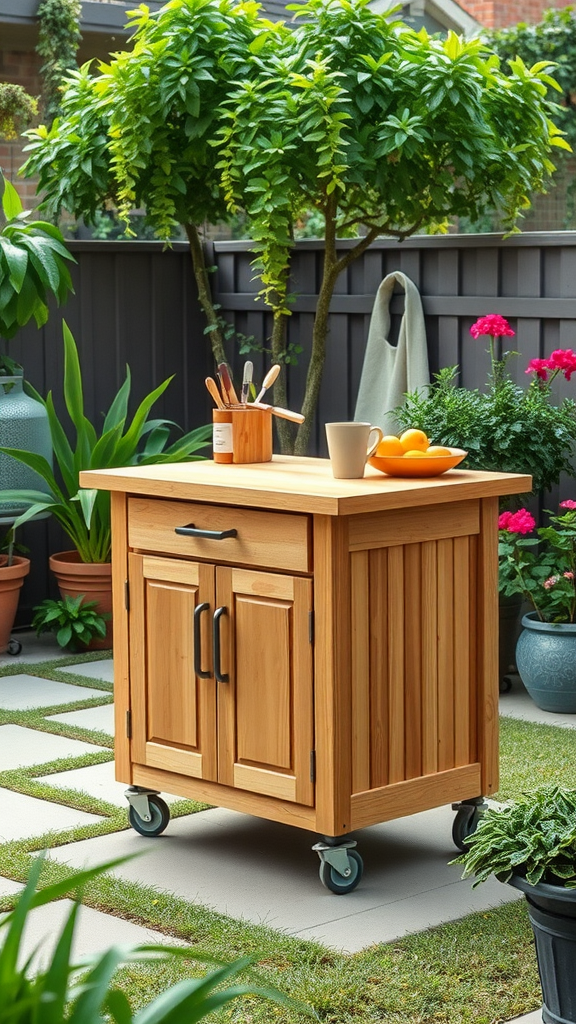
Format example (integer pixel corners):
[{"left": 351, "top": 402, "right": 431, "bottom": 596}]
[
  {"left": 193, "top": 602, "right": 211, "bottom": 679},
  {"left": 175, "top": 523, "right": 238, "bottom": 541},
  {"left": 213, "top": 606, "right": 228, "bottom": 683}
]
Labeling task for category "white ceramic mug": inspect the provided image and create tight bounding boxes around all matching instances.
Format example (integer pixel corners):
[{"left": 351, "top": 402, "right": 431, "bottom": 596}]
[{"left": 325, "top": 422, "right": 383, "bottom": 479}]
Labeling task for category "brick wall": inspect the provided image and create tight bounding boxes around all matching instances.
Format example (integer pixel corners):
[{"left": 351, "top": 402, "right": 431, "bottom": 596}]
[
  {"left": 458, "top": 0, "right": 568, "bottom": 29},
  {"left": 0, "top": 48, "right": 42, "bottom": 206}
]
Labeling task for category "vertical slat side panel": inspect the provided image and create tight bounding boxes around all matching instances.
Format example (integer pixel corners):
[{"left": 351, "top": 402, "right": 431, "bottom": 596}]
[
  {"left": 477, "top": 497, "right": 500, "bottom": 796},
  {"left": 113, "top": 493, "right": 131, "bottom": 783},
  {"left": 437, "top": 538, "right": 455, "bottom": 772},
  {"left": 453, "top": 536, "right": 471, "bottom": 768},
  {"left": 387, "top": 545, "right": 405, "bottom": 784},
  {"left": 351, "top": 551, "right": 371, "bottom": 794},
  {"left": 403, "top": 543, "right": 422, "bottom": 780},
  {"left": 421, "top": 540, "right": 438, "bottom": 775},
  {"left": 369, "top": 548, "right": 389, "bottom": 789},
  {"left": 468, "top": 534, "right": 479, "bottom": 764}
]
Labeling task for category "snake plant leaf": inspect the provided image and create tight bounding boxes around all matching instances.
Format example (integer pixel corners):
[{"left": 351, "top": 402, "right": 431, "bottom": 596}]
[
  {"left": 102, "top": 369, "right": 131, "bottom": 433},
  {"left": 74, "top": 488, "right": 98, "bottom": 529},
  {"left": 45, "top": 391, "right": 78, "bottom": 497},
  {"left": 112, "top": 376, "right": 174, "bottom": 466}
]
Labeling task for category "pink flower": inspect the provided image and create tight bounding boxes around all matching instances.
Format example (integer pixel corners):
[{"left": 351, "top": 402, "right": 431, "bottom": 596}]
[
  {"left": 544, "top": 575, "right": 560, "bottom": 589},
  {"left": 525, "top": 358, "right": 550, "bottom": 381},
  {"left": 560, "top": 500, "right": 576, "bottom": 510},
  {"left": 498, "top": 511, "right": 513, "bottom": 529},
  {"left": 564, "top": 572, "right": 575, "bottom": 580},
  {"left": 548, "top": 349, "right": 576, "bottom": 381},
  {"left": 470, "top": 315, "right": 515, "bottom": 340},
  {"left": 509, "top": 509, "right": 536, "bottom": 535}
]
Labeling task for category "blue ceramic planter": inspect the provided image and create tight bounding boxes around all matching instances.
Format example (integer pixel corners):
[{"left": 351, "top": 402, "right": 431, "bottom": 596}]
[{"left": 515, "top": 612, "right": 576, "bottom": 714}]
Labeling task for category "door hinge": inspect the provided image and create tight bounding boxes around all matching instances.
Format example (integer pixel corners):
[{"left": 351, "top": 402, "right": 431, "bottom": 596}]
[
  {"left": 310, "top": 750, "right": 316, "bottom": 783},
  {"left": 308, "top": 610, "right": 314, "bottom": 644},
  {"left": 124, "top": 579, "right": 130, "bottom": 612},
  {"left": 125, "top": 710, "right": 132, "bottom": 739}
]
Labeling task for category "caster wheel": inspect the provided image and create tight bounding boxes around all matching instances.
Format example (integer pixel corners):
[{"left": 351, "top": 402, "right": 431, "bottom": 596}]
[
  {"left": 128, "top": 795, "right": 170, "bottom": 837},
  {"left": 319, "top": 849, "right": 363, "bottom": 894},
  {"left": 499, "top": 675, "right": 513, "bottom": 693},
  {"left": 7, "top": 639, "right": 22, "bottom": 655},
  {"left": 452, "top": 804, "right": 482, "bottom": 853}
]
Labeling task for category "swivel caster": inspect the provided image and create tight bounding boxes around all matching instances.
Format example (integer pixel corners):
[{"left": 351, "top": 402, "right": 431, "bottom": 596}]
[
  {"left": 125, "top": 787, "right": 170, "bottom": 837},
  {"left": 313, "top": 839, "right": 364, "bottom": 894},
  {"left": 451, "top": 797, "right": 486, "bottom": 852},
  {"left": 7, "top": 638, "right": 22, "bottom": 655}
]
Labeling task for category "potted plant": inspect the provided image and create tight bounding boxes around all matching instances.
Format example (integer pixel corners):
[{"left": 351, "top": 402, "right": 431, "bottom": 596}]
[
  {"left": 32, "top": 594, "right": 109, "bottom": 652},
  {"left": 0, "top": 321, "right": 211, "bottom": 646},
  {"left": 453, "top": 784, "right": 576, "bottom": 1024},
  {"left": 398, "top": 315, "right": 576, "bottom": 685},
  {"left": 0, "top": 526, "right": 30, "bottom": 655},
  {"left": 498, "top": 501, "right": 576, "bottom": 712},
  {"left": 0, "top": 170, "right": 75, "bottom": 518}
]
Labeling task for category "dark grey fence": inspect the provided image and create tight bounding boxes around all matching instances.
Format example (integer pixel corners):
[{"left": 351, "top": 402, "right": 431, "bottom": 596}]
[{"left": 7, "top": 232, "right": 576, "bottom": 625}]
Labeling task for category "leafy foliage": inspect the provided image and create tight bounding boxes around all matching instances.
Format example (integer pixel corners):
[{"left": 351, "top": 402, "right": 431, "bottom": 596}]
[
  {"left": 32, "top": 594, "right": 109, "bottom": 650},
  {"left": 0, "top": 170, "right": 75, "bottom": 373},
  {"left": 499, "top": 504, "right": 576, "bottom": 622},
  {"left": 0, "top": 322, "right": 211, "bottom": 562},
  {"left": 396, "top": 364, "right": 576, "bottom": 496},
  {"left": 0, "top": 85, "right": 37, "bottom": 141},
  {"left": 21, "top": 0, "right": 568, "bottom": 452},
  {"left": 36, "top": 0, "right": 82, "bottom": 127},
  {"left": 0, "top": 855, "right": 304, "bottom": 1024},
  {"left": 453, "top": 784, "right": 576, "bottom": 888}
]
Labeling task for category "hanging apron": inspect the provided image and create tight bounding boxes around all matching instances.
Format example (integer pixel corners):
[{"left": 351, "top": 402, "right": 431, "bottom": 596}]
[{"left": 354, "top": 271, "right": 430, "bottom": 435}]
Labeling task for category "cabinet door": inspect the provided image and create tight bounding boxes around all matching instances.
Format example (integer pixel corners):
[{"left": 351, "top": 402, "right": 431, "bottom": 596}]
[
  {"left": 215, "top": 566, "right": 314, "bottom": 806},
  {"left": 129, "top": 554, "right": 217, "bottom": 781}
]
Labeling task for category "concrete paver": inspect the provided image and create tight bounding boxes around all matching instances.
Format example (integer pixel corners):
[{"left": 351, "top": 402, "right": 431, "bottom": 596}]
[
  {"left": 0, "top": 788, "right": 103, "bottom": 842},
  {"left": 14, "top": 899, "right": 184, "bottom": 971},
  {"left": 0, "top": 633, "right": 68, "bottom": 665},
  {"left": 36, "top": 760, "right": 180, "bottom": 809},
  {"left": 59, "top": 660, "right": 114, "bottom": 684},
  {"left": 0, "top": 675, "right": 106, "bottom": 711},
  {"left": 48, "top": 704, "right": 114, "bottom": 735},
  {"left": 0, "top": 877, "right": 23, "bottom": 897},
  {"left": 46, "top": 804, "right": 522, "bottom": 953},
  {"left": 500, "top": 678, "right": 576, "bottom": 728},
  {"left": 0, "top": 725, "right": 106, "bottom": 770}
]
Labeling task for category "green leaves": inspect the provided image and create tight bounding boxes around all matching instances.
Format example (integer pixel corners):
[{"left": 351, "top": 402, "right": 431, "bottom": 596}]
[
  {"left": 453, "top": 785, "right": 576, "bottom": 889},
  {"left": 0, "top": 322, "right": 211, "bottom": 562},
  {"left": 32, "top": 593, "right": 108, "bottom": 649},
  {"left": 0, "top": 170, "right": 75, "bottom": 368}
]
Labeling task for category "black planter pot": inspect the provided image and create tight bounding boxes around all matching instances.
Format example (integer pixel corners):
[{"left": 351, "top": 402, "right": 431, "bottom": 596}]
[{"left": 508, "top": 875, "right": 576, "bottom": 1024}]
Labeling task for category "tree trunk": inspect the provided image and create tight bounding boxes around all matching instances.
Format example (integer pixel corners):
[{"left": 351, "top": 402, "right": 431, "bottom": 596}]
[
  {"left": 270, "top": 310, "right": 296, "bottom": 454},
  {"left": 184, "top": 222, "right": 227, "bottom": 367}
]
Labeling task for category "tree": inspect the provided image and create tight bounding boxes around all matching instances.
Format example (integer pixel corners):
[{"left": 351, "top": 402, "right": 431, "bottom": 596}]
[
  {"left": 22, "top": 0, "right": 568, "bottom": 453},
  {"left": 36, "top": 0, "right": 82, "bottom": 127}
]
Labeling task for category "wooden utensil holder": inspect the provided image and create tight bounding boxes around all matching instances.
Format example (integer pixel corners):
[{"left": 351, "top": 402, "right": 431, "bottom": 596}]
[{"left": 213, "top": 406, "right": 272, "bottom": 464}]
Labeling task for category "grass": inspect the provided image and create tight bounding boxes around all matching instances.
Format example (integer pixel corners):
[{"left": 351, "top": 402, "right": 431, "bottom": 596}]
[{"left": 0, "top": 652, "right": 574, "bottom": 1022}]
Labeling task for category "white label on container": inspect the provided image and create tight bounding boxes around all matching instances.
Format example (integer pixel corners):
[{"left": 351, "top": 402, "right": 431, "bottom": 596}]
[{"left": 213, "top": 422, "right": 233, "bottom": 453}]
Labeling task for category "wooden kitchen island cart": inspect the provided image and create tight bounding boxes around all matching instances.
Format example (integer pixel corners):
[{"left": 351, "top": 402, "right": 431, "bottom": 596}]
[{"left": 80, "top": 456, "right": 530, "bottom": 893}]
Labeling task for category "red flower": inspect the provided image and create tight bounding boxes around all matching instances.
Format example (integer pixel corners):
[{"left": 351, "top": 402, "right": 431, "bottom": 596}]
[
  {"left": 470, "top": 315, "right": 515, "bottom": 340},
  {"left": 548, "top": 348, "right": 576, "bottom": 381},
  {"left": 525, "top": 358, "right": 550, "bottom": 381},
  {"left": 560, "top": 500, "right": 576, "bottom": 510},
  {"left": 499, "top": 508, "right": 536, "bottom": 535}
]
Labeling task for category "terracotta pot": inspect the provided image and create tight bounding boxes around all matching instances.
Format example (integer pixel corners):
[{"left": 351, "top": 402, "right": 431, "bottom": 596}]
[
  {"left": 49, "top": 550, "right": 112, "bottom": 650},
  {"left": 0, "top": 556, "right": 31, "bottom": 654}
]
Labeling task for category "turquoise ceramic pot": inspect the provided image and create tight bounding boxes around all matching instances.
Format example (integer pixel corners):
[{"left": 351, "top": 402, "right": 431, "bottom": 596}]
[{"left": 515, "top": 612, "right": 576, "bottom": 714}]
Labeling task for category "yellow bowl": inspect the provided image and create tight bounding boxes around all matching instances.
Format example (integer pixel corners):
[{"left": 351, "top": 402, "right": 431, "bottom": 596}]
[{"left": 368, "top": 447, "right": 467, "bottom": 478}]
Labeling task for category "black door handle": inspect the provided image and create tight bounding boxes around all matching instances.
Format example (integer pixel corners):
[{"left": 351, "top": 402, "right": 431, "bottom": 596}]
[
  {"left": 193, "top": 602, "right": 211, "bottom": 678},
  {"left": 175, "top": 524, "right": 237, "bottom": 540},
  {"left": 213, "top": 606, "right": 229, "bottom": 682}
]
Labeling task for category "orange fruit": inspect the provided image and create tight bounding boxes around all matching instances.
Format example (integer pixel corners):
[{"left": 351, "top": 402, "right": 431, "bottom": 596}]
[
  {"left": 403, "top": 449, "right": 430, "bottom": 458},
  {"left": 427, "top": 445, "right": 452, "bottom": 457},
  {"left": 376, "top": 435, "right": 404, "bottom": 457},
  {"left": 399, "top": 428, "right": 429, "bottom": 453}
]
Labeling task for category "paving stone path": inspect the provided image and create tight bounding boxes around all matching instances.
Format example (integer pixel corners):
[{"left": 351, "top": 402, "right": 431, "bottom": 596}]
[{"left": 2, "top": 633, "right": 571, "bottom": 1021}]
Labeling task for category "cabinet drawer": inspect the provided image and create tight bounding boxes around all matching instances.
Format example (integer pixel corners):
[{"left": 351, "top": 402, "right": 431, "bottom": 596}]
[{"left": 128, "top": 498, "right": 311, "bottom": 573}]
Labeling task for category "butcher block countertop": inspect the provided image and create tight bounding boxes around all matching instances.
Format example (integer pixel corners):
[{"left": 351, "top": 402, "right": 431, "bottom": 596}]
[{"left": 79, "top": 455, "right": 532, "bottom": 517}]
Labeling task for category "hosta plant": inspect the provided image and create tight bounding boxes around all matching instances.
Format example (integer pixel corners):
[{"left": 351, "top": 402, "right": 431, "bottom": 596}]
[
  {"left": 32, "top": 594, "right": 109, "bottom": 650},
  {"left": 0, "top": 170, "right": 74, "bottom": 376},
  {"left": 0, "top": 855, "right": 304, "bottom": 1024},
  {"left": 0, "top": 321, "right": 211, "bottom": 562},
  {"left": 452, "top": 784, "right": 576, "bottom": 888}
]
